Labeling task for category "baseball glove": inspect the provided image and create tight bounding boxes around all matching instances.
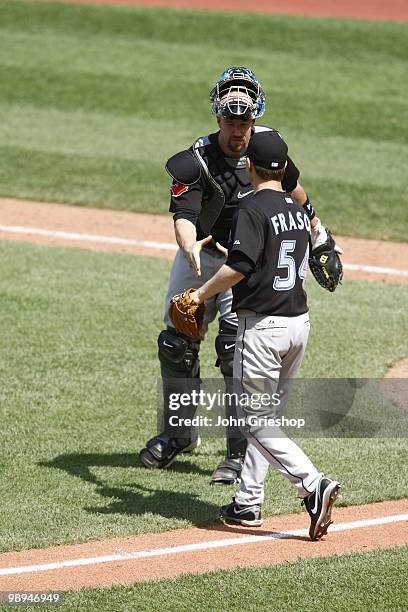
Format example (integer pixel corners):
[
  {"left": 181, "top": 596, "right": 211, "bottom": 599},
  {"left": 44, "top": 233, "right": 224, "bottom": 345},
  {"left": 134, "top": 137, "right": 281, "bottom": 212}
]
[
  {"left": 309, "top": 231, "right": 343, "bottom": 292},
  {"left": 169, "top": 288, "right": 205, "bottom": 341}
]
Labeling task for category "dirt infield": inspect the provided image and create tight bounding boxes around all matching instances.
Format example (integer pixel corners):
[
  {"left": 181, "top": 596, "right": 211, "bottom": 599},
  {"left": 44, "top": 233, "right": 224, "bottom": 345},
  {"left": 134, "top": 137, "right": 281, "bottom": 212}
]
[
  {"left": 1, "top": 197, "right": 408, "bottom": 286},
  {"left": 51, "top": 0, "right": 408, "bottom": 23},
  {"left": 0, "top": 500, "right": 407, "bottom": 590}
]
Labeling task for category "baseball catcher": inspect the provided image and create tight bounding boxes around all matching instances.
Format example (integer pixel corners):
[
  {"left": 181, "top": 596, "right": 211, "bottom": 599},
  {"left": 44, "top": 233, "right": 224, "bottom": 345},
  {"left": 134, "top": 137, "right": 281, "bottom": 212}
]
[{"left": 139, "top": 66, "right": 343, "bottom": 485}]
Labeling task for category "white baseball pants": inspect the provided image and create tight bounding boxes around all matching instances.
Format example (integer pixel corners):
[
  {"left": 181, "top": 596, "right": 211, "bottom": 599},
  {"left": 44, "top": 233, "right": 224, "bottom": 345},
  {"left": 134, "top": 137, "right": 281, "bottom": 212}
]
[{"left": 233, "top": 311, "right": 321, "bottom": 505}]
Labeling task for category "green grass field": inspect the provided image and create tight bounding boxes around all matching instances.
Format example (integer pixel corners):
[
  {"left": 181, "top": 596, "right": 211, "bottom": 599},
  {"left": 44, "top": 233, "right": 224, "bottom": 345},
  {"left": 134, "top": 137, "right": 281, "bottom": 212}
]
[
  {"left": 60, "top": 546, "right": 408, "bottom": 611},
  {"left": 0, "top": 241, "right": 407, "bottom": 552},
  {"left": 0, "top": 1, "right": 407, "bottom": 240}
]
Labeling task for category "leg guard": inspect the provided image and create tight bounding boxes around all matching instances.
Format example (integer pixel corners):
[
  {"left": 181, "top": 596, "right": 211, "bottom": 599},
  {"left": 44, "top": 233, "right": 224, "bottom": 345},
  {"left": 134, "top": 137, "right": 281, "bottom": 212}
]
[
  {"left": 139, "top": 433, "right": 200, "bottom": 470},
  {"left": 139, "top": 328, "right": 201, "bottom": 469},
  {"left": 211, "top": 320, "right": 247, "bottom": 485},
  {"left": 158, "top": 327, "right": 201, "bottom": 440}
]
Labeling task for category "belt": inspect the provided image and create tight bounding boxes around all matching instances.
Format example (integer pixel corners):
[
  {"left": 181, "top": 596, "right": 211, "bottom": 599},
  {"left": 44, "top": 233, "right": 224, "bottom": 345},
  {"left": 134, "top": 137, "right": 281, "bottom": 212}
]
[{"left": 237, "top": 310, "right": 309, "bottom": 319}]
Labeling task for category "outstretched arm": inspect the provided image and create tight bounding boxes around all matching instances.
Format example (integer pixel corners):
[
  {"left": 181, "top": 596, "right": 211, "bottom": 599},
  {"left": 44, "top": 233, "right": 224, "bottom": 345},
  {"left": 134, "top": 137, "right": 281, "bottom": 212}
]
[
  {"left": 174, "top": 218, "right": 212, "bottom": 278},
  {"left": 290, "top": 182, "right": 318, "bottom": 229}
]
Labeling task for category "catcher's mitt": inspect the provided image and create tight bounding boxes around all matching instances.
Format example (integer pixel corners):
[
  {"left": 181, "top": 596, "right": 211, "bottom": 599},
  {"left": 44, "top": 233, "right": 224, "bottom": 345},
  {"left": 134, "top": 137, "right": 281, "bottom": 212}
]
[
  {"left": 169, "top": 288, "right": 205, "bottom": 341},
  {"left": 309, "top": 231, "right": 343, "bottom": 292}
]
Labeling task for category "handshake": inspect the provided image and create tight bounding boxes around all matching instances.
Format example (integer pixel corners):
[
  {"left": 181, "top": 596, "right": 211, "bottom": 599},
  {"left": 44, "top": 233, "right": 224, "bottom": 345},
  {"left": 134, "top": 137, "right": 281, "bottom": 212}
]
[{"left": 168, "top": 219, "right": 343, "bottom": 342}]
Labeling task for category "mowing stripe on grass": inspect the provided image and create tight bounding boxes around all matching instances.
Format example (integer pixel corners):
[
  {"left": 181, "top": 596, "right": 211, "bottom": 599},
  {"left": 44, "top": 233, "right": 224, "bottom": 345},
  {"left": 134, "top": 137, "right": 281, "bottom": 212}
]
[
  {"left": 1, "top": 513, "right": 407, "bottom": 578},
  {"left": 1, "top": 224, "right": 408, "bottom": 279}
]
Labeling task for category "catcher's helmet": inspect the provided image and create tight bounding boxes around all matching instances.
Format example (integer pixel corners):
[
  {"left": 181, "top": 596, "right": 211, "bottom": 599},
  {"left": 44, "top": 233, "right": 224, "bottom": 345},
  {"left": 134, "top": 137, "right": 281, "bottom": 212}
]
[{"left": 210, "top": 67, "right": 265, "bottom": 120}]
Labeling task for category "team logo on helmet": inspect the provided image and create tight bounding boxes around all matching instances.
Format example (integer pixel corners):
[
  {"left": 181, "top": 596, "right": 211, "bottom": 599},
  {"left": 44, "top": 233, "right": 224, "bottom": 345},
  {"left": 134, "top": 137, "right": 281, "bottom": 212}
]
[{"left": 210, "top": 67, "right": 266, "bottom": 119}]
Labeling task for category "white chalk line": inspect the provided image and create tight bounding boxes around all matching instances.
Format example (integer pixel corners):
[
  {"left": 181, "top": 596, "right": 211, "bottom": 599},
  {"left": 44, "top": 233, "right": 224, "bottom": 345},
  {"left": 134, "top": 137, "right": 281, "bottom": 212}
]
[
  {"left": 1, "top": 224, "right": 408, "bottom": 278},
  {"left": 0, "top": 224, "right": 178, "bottom": 252},
  {"left": 344, "top": 262, "right": 408, "bottom": 277},
  {"left": 0, "top": 513, "right": 407, "bottom": 577}
]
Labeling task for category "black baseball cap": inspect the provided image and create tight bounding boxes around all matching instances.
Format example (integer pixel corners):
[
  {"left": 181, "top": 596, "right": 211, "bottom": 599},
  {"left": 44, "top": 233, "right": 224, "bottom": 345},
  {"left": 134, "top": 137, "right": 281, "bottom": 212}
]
[{"left": 246, "top": 130, "right": 288, "bottom": 170}]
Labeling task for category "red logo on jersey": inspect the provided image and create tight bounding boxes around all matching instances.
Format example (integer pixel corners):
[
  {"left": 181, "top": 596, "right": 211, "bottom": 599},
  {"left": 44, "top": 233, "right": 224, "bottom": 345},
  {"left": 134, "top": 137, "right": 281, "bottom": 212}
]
[{"left": 171, "top": 182, "right": 189, "bottom": 197}]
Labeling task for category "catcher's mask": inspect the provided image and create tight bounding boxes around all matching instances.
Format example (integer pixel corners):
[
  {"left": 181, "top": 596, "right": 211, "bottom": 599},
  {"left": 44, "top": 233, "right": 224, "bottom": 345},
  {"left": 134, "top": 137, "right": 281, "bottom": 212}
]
[{"left": 210, "top": 67, "right": 266, "bottom": 120}]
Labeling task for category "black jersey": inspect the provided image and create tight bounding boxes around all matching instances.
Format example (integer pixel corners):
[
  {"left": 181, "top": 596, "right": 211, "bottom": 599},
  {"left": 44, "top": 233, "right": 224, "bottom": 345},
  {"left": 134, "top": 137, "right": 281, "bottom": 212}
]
[
  {"left": 168, "top": 127, "right": 300, "bottom": 249},
  {"left": 227, "top": 189, "right": 310, "bottom": 316}
]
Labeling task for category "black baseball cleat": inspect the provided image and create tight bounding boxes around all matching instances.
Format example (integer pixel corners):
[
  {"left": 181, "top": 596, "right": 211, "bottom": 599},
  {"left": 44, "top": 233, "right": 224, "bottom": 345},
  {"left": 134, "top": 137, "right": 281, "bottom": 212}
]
[
  {"left": 139, "top": 433, "right": 200, "bottom": 469},
  {"left": 219, "top": 499, "right": 263, "bottom": 527},
  {"left": 302, "top": 477, "right": 341, "bottom": 540},
  {"left": 210, "top": 456, "right": 244, "bottom": 485}
]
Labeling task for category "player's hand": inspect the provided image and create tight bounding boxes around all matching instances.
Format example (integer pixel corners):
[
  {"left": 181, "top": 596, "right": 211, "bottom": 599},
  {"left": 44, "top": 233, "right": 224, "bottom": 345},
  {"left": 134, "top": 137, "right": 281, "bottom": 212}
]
[
  {"left": 184, "top": 235, "right": 212, "bottom": 278},
  {"left": 189, "top": 289, "right": 202, "bottom": 304},
  {"left": 215, "top": 242, "right": 228, "bottom": 257},
  {"left": 310, "top": 218, "right": 344, "bottom": 255},
  {"left": 310, "top": 218, "right": 328, "bottom": 251}
]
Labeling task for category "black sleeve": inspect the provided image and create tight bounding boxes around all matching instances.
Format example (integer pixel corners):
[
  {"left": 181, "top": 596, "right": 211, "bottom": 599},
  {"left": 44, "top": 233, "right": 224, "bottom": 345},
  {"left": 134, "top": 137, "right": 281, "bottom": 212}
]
[
  {"left": 169, "top": 181, "right": 203, "bottom": 225},
  {"left": 226, "top": 251, "right": 255, "bottom": 277},
  {"left": 282, "top": 155, "right": 300, "bottom": 193},
  {"left": 228, "top": 206, "right": 265, "bottom": 267}
]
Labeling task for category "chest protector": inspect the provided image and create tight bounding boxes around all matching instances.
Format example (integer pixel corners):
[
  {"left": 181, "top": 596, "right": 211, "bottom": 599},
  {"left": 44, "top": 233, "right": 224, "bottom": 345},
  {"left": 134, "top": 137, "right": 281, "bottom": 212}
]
[
  {"left": 166, "top": 135, "right": 247, "bottom": 236},
  {"left": 191, "top": 136, "right": 226, "bottom": 236},
  {"left": 166, "top": 129, "right": 283, "bottom": 236}
]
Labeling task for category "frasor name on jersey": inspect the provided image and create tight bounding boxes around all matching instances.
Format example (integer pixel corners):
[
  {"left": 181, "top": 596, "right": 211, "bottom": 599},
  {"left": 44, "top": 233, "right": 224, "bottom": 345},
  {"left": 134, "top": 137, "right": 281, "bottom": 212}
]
[{"left": 270, "top": 210, "right": 311, "bottom": 236}]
